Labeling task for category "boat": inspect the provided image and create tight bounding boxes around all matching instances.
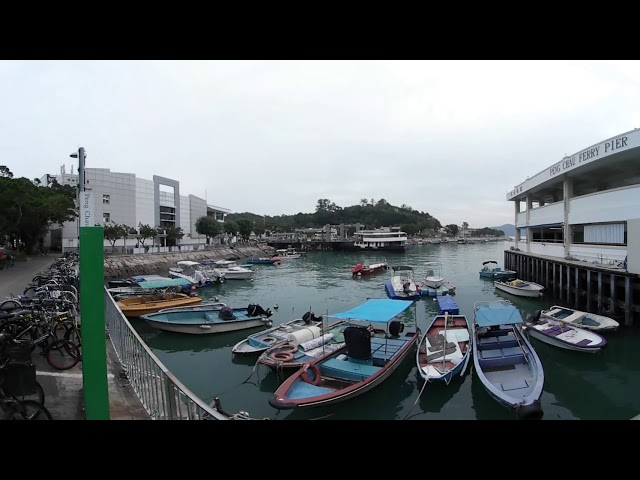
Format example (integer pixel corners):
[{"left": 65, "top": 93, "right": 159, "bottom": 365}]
[
  {"left": 201, "top": 260, "right": 254, "bottom": 280},
  {"left": 384, "top": 265, "right": 422, "bottom": 300},
  {"left": 352, "top": 228, "right": 407, "bottom": 252},
  {"left": 108, "top": 276, "right": 194, "bottom": 298},
  {"left": 140, "top": 303, "right": 274, "bottom": 335},
  {"left": 423, "top": 261, "right": 445, "bottom": 288},
  {"left": 232, "top": 311, "right": 325, "bottom": 356},
  {"left": 275, "top": 248, "right": 301, "bottom": 259},
  {"left": 351, "top": 260, "right": 388, "bottom": 277},
  {"left": 494, "top": 278, "right": 545, "bottom": 298},
  {"left": 418, "top": 261, "right": 456, "bottom": 296},
  {"left": 168, "top": 260, "right": 225, "bottom": 286},
  {"left": 116, "top": 292, "right": 203, "bottom": 318},
  {"left": 416, "top": 312, "right": 472, "bottom": 384},
  {"left": 539, "top": 305, "right": 619, "bottom": 332},
  {"left": 268, "top": 298, "right": 420, "bottom": 410},
  {"left": 522, "top": 310, "right": 607, "bottom": 353},
  {"left": 479, "top": 260, "right": 517, "bottom": 280},
  {"left": 258, "top": 320, "right": 349, "bottom": 373},
  {"left": 472, "top": 300, "right": 545, "bottom": 419},
  {"left": 245, "top": 257, "right": 279, "bottom": 265}
]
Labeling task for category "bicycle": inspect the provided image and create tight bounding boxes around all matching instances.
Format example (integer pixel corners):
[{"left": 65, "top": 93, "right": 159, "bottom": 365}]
[
  {"left": 0, "top": 349, "right": 51, "bottom": 420},
  {"left": 0, "top": 318, "right": 81, "bottom": 370}
]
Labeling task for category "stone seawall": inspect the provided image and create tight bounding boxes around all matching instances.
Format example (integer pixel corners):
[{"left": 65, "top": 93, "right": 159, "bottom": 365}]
[{"left": 103, "top": 244, "right": 277, "bottom": 279}]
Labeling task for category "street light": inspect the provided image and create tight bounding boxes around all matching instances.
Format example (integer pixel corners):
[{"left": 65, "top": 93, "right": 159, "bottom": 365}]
[{"left": 70, "top": 148, "right": 86, "bottom": 248}]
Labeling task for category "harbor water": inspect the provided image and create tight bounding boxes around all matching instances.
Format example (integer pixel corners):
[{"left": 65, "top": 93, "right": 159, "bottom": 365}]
[{"left": 128, "top": 240, "right": 640, "bottom": 420}]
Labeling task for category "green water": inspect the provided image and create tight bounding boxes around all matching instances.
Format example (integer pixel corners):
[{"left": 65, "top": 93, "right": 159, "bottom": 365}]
[{"left": 129, "top": 241, "right": 640, "bottom": 420}]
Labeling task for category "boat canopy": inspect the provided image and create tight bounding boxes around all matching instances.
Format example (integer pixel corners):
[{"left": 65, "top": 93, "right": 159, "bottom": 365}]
[
  {"left": 329, "top": 298, "right": 413, "bottom": 324},
  {"left": 474, "top": 301, "right": 524, "bottom": 327},
  {"left": 482, "top": 260, "right": 499, "bottom": 265},
  {"left": 137, "top": 278, "right": 192, "bottom": 289},
  {"left": 392, "top": 265, "right": 413, "bottom": 272}
]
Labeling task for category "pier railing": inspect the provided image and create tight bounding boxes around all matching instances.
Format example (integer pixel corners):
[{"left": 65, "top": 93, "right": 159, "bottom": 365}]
[{"left": 104, "top": 287, "right": 229, "bottom": 420}]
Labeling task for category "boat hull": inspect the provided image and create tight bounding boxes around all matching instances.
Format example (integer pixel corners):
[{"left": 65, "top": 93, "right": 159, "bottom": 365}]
[
  {"left": 416, "top": 314, "right": 471, "bottom": 383},
  {"left": 117, "top": 294, "right": 202, "bottom": 318},
  {"left": 494, "top": 281, "right": 544, "bottom": 298},
  {"left": 232, "top": 317, "right": 325, "bottom": 356},
  {"left": 144, "top": 317, "right": 267, "bottom": 334},
  {"left": 269, "top": 330, "right": 419, "bottom": 410},
  {"left": 524, "top": 327, "right": 603, "bottom": 353}
]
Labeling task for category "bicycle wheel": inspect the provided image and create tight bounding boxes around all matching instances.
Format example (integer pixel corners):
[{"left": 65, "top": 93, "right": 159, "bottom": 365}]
[
  {"left": 0, "top": 300, "right": 22, "bottom": 311},
  {"left": 64, "top": 325, "right": 81, "bottom": 349},
  {"left": 46, "top": 339, "right": 80, "bottom": 370},
  {"left": 16, "top": 380, "right": 45, "bottom": 406},
  {"left": 5, "top": 399, "right": 52, "bottom": 420}
]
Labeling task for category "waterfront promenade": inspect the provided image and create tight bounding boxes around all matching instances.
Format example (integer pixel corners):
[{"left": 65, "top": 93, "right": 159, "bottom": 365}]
[{"left": 0, "top": 254, "right": 149, "bottom": 420}]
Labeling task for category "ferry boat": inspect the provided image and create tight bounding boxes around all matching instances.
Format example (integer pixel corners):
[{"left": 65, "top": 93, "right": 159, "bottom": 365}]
[{"left": 352, "top": 228, "right": 407, "bottom": 252}]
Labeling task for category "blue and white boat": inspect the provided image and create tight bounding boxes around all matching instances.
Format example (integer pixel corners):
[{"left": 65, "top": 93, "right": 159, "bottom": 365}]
[
  {"left": 268, "top": 298, "right": 419, "bottom": 410},
  {"left": 416, "top": 312, "right": 472, "bottom": 384},
  {"left": 232, "top": 311, "right": 325, "bottom": 356},
  {"left": 472, "top": 300, "right": 545, "bottom": 419},
  {"left": 140, "top": 303, "right": 274, "bottom": 335},
  {"left": 479, "top": 260, "right": 517, "bottom": 280},
  {"left": 385, "top": 265, "right": 422, "bottom": 300}
]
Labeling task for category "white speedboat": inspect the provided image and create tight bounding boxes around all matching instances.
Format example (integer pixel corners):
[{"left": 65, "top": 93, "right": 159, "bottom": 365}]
[
  {"left": 540, "top": 305, "right": 619, "bottom": 332},
  {"left": 423, "top": 261, "right": 445, "bottom": 288},
  {"left": 207, "top": 260, "right": 254, "bottom": 280},
  {"left": 169, "top": 261, "right": 225, "bottom": 286},
  {"left": 523, "top": 311, "right": 607, "bottom": 353},
  {"left": 494, "top": 278, "right": 544, "bottom": 298}
]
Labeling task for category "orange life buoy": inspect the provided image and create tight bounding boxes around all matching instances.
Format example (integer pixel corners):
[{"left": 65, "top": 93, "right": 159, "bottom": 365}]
[
  {"left": 300, "top": 363, "right": 321, "bottom": 385},
  {"left": 278, "top": 343, "right": 297, "bottom": 354},
  {"left": 271, "top": 351, "right": 294, "bottom": 362}
]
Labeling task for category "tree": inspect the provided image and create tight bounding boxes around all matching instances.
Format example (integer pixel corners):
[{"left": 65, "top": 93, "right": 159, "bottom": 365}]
[
  {"left": 137, "top": 223, "right": 157, "bottom": 248},
  {"left": 164, "top": 226, "right": 184, "bottom": 247},
  {"left": 223, "top": 221, "right": 237, "bottom": 235},
  {"left": 445, "top": 224, "right": 459, "bottom": 237},
  {"left": 195, "top": 216, "right": 222, "bottom": 244},
  {"left": 104, "top": 223, "right": 127, "bottom": 253},
  {"left": 237, "top": 219, "right": 253, "bottom": 239},
  {"left": 0, "top": 172, "right": 76, "bottom": 253},
  {"left": 360, "top": 198, "right": 369, "bottom": 207}
]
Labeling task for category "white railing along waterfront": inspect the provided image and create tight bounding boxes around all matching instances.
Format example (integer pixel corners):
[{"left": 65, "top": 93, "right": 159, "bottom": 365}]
[{"left": 104, "top": 287, "right": 233, "bottom": 420}]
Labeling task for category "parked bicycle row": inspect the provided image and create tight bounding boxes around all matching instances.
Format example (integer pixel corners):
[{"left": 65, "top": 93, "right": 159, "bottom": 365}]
[{"left": 0, "top": 252, "right": 81, "bottom": 420}]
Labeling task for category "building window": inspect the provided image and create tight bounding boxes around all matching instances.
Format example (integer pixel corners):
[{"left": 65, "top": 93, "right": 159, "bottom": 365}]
[
  {"left": 103, "top": 194, "right": 110, "bottom": 204},
  {"left": 103, "top": 213, "right": 110, "bottom": 223}
]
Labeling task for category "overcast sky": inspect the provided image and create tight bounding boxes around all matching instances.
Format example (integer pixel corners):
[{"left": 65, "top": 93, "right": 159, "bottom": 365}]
[{"left": 1, "top": 60, "right": 639, "bottom": 228}]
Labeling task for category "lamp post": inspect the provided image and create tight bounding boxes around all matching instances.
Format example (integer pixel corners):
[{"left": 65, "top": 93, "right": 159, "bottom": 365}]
[{"left": 69, "top": 146, "right": 110, "bottom": 420}]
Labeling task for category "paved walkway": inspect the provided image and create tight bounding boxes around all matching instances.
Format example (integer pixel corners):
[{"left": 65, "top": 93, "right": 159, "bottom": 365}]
[{"left": 0, "top": 254, "right": 149, "bottom": 420}]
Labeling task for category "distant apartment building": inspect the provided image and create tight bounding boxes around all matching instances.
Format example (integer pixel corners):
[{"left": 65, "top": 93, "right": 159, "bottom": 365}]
[{"left": 41, "top": 165, "right": 230, "bottom": 252}]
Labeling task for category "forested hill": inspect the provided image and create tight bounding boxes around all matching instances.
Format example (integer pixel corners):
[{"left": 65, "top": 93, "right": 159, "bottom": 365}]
[{"left": 227, "top": 198, "right": 442, "bottom": 235}]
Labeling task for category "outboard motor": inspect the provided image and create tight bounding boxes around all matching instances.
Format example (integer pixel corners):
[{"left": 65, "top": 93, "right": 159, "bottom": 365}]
[
  {"left": 516, "top": 400, "right": 544, "bottom": 420},
  {"left": 218, "top": 306, "right": 236, "bottom": 320},
  {"left": 247, "top": 304, "right": 273, "bottom": 317},
  {"left": 402, "top": 281, "right": 411, "bottom": 294},
  {"left": 302, "top": 311, "right": 317, "bottom": 324},
  {"left": 388, "top": 320, "right": 404, "bottom": 337}
]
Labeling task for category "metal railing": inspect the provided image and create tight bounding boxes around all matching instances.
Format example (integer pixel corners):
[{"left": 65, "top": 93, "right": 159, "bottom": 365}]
[{"left": 104, "top": 287, "right": 230, "bottom": 420}]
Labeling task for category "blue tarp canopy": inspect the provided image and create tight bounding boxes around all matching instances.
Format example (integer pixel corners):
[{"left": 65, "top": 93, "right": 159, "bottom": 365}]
[
  {"left": 137, "top": 278, "right": 192, "bottom": 289},
  {"left": 474, "top": 301, "right": 523, "bottom": 327},
  {"left": 329, "top": 298, "right": 413, "bottom": 324}
]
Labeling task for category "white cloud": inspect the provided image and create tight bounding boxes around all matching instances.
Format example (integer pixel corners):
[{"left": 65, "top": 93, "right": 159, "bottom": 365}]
[{"left": 1, "top": 60, "right": 637, "bottom": 228}]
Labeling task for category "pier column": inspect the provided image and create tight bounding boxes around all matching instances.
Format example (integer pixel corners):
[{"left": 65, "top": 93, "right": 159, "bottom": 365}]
[
  {"left": 563, "top": 177, "right": 573, "bottom": 258},
  {"left": 525, "top": 195, "right": 532, "bottom": 252}
]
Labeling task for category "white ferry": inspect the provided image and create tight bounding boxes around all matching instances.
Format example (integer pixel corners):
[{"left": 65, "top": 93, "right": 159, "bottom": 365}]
[{"left": 353, "top": 228, "right": 407, "bottom": 252}]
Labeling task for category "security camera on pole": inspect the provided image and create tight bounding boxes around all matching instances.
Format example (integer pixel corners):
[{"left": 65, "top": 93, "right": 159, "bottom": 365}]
[{"left": 70, "top": 146, "right": 110, "bottom": 420}]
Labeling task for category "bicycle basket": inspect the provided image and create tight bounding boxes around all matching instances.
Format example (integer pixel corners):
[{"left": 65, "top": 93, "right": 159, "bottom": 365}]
[
  {"left": 0, "top": 341, "right": 32, "bottom": 363},
  {"left": 0, "top": 362, "right": 37, "bottom": 396}
]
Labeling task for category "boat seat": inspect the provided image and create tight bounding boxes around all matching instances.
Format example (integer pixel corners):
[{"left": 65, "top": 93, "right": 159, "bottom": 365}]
[
  {"left": 544, "top": 326, "right": 573, "bottom": 337},
  {"left": 320, "top": 357, "right": 381, "bottom": 381},
  {"left": 478, "top": 352, "right": 526, "bottom": 370},
  {"left": 478, "top": 328, "right": 512, "bottom": 338},
  {"left": 477, "top": 335, "right": 519, "bottom": 350}
]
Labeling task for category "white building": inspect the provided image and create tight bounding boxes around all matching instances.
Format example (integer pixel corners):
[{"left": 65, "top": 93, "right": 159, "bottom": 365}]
[
  {"left": 41, "top": 165, "right": 231, "bottom": 252},
  {"left": 507, "top": 128, "right": 640, "bottom": 275}
]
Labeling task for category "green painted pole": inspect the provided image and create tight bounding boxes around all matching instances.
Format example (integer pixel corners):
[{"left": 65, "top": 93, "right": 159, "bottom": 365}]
[{"left": 80, "top": 226, "right": 110, "bottom": 420}]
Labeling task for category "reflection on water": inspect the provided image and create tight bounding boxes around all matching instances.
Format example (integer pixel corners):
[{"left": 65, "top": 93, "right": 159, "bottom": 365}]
[{"left": 129, "top": 241, "right": 640, "bottom": 420}]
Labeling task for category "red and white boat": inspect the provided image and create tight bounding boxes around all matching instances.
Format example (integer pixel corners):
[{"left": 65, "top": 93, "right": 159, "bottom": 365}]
[{"left": 352, "top": 260, "right": 389, "bottom": 277}]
